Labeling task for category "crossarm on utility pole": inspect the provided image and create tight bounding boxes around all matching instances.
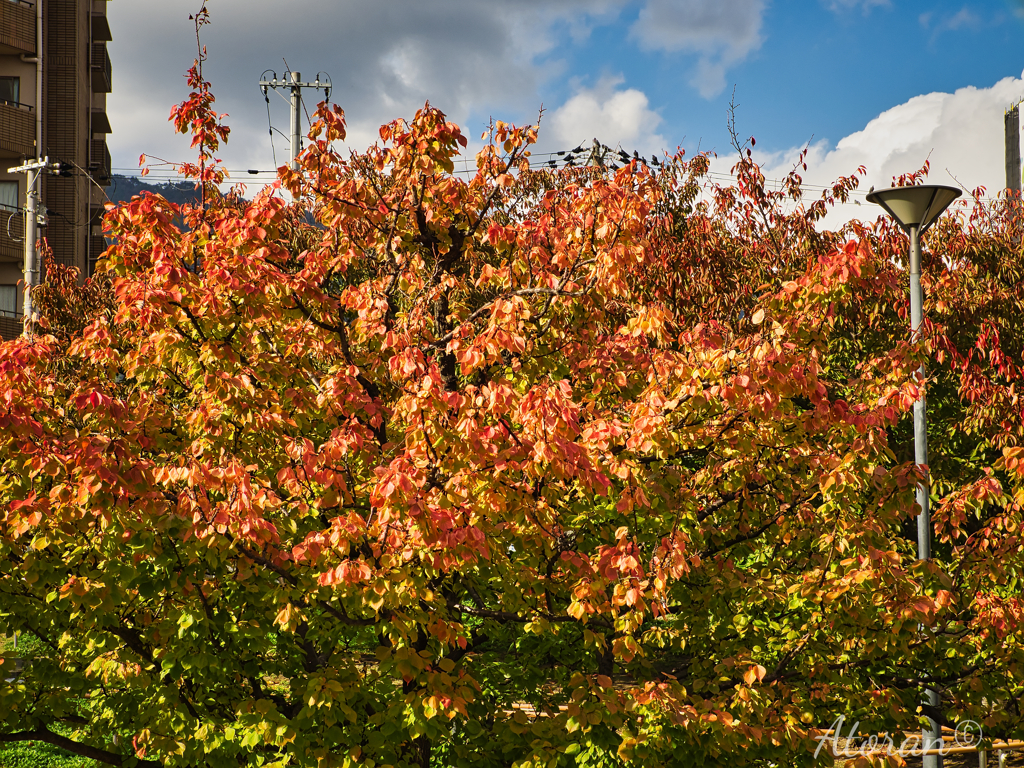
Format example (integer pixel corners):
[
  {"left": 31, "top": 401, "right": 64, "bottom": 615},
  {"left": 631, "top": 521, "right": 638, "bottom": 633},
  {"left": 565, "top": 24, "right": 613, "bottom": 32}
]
[{"left": 258, "top": 70, "right": 332, "bottom": 171}]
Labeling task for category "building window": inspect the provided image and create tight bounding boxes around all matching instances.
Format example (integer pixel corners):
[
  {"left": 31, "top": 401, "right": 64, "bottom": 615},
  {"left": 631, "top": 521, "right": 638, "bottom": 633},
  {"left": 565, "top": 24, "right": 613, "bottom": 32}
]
[
  {"left": 0, "top": 77, "right": 20, "bottom": 106},
  {"left": 0, "top": 181, "right": 18, "bottom": 211},
  {"left": 0, "top": 286, "right": 17, "bottom": 319}
]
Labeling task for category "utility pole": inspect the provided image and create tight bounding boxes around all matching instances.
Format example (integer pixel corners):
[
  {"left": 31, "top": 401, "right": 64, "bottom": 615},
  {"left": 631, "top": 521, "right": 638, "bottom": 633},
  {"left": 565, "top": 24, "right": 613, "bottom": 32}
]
[
  {"left": 587, "top": 138, "right": 609, "bottom": 169},
  {"left": 289, "top": 75, "right": 301, "bottom": 170},
  {"left": 7, "top": 156, "right": 52, "bottom": 337},
  {"left": 258, "top": 71, "right": 332, "bottom": 170},
  {"left": 1005, "top": 103, "right": 1021, "bottom": 194}
]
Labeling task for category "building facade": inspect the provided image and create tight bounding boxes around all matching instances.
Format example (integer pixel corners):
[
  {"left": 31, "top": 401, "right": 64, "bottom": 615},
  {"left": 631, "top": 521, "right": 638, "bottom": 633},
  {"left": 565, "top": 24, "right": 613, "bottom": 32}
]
[{"left": 0, "top": 0, "right": 111, "bottom": 339}]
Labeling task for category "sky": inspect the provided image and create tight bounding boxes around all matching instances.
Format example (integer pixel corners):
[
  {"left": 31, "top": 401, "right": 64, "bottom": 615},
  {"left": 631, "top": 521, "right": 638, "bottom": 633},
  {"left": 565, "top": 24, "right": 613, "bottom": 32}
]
[{"left": 107, "top": 0, "right": 1024, "bottom": 222}]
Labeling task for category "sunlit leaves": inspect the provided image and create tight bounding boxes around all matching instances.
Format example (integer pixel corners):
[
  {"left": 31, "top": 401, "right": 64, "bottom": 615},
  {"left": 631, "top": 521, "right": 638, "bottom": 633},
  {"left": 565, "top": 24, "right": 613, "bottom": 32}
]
[{"left": 2, "top": 47, "right": 1024, "bottom": 768}]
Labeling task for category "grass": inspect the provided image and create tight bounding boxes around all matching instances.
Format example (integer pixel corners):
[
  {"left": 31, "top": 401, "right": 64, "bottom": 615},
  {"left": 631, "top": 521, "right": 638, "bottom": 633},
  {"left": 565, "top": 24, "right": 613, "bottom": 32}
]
[
  {"left": 0, "top": 739, "right": 97, "bottom": 768},
  {"left": 1, "top": 634, "right": 98, "bottom": 768}
]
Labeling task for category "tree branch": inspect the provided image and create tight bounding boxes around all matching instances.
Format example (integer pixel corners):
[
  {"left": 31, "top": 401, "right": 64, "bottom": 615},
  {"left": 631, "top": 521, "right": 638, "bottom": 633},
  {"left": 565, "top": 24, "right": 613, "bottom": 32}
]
[
  {"left": 0, "top": 726, "right": 160, "bottom": 768},
  {"left": 232, "top": 538, "right": 380, "bottom": 627}
]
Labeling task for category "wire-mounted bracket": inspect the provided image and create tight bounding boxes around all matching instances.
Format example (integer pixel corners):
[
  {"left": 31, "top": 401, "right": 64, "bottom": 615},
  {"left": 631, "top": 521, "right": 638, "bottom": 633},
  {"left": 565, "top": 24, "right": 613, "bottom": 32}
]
[{"left": 258, "top": 70, "right": 331, "bottom": 100}]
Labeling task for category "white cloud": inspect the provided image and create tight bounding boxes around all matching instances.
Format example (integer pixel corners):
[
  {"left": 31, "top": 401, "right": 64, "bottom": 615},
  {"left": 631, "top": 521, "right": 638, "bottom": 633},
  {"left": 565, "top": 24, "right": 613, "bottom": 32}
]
[
  {"left": 826, "top": 0, "right": 891, "bottom": 12},
  {"left": 103, "top": 0, "right": 1023, "bottom": 239},
  {"left": 942, "top": 8, "right": 982, "bottom": 29},
  {"left": 630, "top": 0, "right": 765, "bottom": 97},
  {"left": 105, "top": 0, "right": 768, "bottom": 182},
  {"left": 107, "top": 0, "right": 603, "bottom": 176},
  {"left": 744, "top": 72, "right": 1024, "bottom": 228},
  {"left": 920, "top": 7, "right": 982, "bottom": 34},
  {"left": 545, "top": 76, "right": 668, "bottom": 154}
]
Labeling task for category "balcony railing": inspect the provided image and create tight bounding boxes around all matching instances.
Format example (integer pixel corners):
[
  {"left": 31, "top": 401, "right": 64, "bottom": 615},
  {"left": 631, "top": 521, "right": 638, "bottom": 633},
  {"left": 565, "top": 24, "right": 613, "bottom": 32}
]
[
  {"left": 0, "top": 313, "right": 23, "bottom": 341},
  {"left": 90, "top": 138, "right": 111, "bottom": 185},
  {"left": 0, "top": 100, "right": 35, "bottom": 158},
  {"left": 90, "top": 108, "right": 111, "bottom": 134},
  {"left": 88, "top": 234, "right": 106, "bottom": 276},
  {"left": 0, "top": 0, "right": 35, "bottom": 56},
  {"left": 91, "top": 42, "right": 111, "bottom": 93},
  {"left": 91, "top": 12, "right": 111, "bottom": 43}
]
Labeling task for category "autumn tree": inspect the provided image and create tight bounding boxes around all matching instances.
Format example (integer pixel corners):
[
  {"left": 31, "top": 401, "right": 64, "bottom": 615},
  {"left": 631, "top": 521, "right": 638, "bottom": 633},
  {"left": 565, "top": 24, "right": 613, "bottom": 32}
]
[{"left": 2, "top": 14, "right": 1024, "bottom": 768}]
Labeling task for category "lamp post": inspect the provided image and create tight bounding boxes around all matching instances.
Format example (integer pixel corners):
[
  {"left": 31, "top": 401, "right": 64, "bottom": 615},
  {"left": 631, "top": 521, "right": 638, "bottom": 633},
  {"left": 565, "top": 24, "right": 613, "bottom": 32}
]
[{"left": 866, "top": 184, "right": 961, "bottom": 768}]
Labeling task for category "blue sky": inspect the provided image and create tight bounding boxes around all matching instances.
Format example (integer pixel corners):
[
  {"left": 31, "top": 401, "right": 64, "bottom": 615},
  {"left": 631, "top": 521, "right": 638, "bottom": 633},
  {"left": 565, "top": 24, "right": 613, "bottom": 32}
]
[
  {"left": 108, "top": 0, "right": 1024, "bottom": 213},
  {"left": 713, "top": 1, "right": 1023, "bottom": 151}
]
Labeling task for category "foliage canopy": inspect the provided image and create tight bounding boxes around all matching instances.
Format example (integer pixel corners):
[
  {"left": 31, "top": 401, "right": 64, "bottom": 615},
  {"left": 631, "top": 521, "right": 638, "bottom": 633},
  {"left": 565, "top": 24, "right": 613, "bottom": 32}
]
[{"left": 3, "top": 22, "right": 1024, "bottom": 768}]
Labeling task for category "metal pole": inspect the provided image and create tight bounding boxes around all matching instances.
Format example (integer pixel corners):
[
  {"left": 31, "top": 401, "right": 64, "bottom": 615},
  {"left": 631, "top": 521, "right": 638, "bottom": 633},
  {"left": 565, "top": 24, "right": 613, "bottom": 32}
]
[
  {"left": 289, "top": 71, "right": 301, "bottom": 170},
  {"left": 909, "top": 224, "right": 929, "bottom": 559},
  {"left": 910, "top": 223, "right": 942, "bottom": 768},
  {"left": 23, "top": 174, "right": 37, "bottom": 337}
]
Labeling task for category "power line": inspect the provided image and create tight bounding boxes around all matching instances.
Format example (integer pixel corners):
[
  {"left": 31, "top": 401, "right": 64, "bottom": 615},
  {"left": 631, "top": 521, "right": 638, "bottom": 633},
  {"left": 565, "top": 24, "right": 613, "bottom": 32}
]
[
  {"left": 111, "top": 143, "right": 885, "bottom": 206},
  {"left": 261, "top": 70, "right": 278, "bottom": 169}
]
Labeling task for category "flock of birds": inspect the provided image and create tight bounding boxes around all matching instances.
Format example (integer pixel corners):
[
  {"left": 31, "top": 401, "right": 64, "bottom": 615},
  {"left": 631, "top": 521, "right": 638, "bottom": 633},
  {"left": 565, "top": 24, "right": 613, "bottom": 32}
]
[{"left": 539, "top": 139, "right": 664, "bottom": 171}]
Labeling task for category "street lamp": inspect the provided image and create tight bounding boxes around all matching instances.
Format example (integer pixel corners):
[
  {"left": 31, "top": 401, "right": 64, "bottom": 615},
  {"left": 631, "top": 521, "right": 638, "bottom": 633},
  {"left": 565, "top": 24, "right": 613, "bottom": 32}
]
[{"left": 867, "top": 184, "right": 961, "bottom": 768}]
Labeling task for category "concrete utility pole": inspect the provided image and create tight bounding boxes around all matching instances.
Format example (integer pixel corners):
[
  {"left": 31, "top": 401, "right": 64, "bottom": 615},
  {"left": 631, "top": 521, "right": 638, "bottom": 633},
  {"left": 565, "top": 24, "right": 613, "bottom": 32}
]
[
  {"left": 258, "top": 71, "right": 332, "bottom": 170},
  {"left": 1005, "top": 103, "right": 1021, "bottom": 194},
  {"left": 289, "top": 74, "right": 302, "bottom": 170},
  {"left": 7, "top": 156, "right": 52, "bottom": 337}
]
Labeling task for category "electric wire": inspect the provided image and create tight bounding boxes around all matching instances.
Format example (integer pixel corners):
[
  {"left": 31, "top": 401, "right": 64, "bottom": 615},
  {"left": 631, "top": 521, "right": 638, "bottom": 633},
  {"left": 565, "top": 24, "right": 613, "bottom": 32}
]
[
  {"left": 6, "top": 210, "right": 22, "bottom": 243},
  {"left": 264, "top": 88, "right": 277, "bottom": 168},
  {"left": 111, "top": 160, "right": 860, "bottom": 193},
  {"left": 112, "top": 138, "right": 992, "bottom": 214}
]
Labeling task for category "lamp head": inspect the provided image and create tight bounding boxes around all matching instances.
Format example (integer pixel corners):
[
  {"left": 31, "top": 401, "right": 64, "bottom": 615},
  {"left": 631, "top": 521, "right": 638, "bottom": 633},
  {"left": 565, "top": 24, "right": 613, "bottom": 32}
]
[{"left": 865, "top": 185, "right": 961, "bottom": 234}]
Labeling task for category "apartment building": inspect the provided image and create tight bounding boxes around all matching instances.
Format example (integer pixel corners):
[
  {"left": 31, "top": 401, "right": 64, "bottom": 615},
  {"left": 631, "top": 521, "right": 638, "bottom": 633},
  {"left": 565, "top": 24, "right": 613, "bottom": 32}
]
[{"left": 0, "top": 0, "right": 111, "bottom": 339}]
